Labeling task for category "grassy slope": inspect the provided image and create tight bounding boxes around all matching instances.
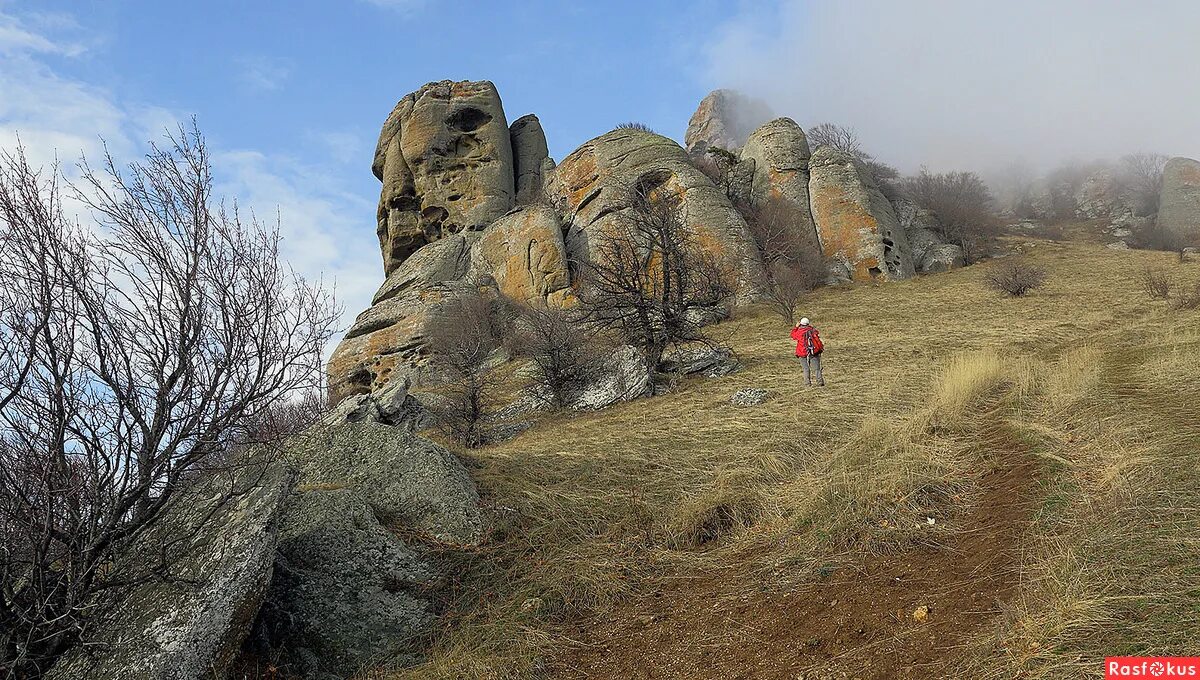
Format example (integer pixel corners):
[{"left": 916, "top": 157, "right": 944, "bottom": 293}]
[{"left": 381, "top": 238, "right": 1200, "bottom": 679}]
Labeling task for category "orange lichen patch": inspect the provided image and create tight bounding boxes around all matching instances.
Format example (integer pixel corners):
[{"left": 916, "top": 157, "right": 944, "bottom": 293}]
[
  {"left": 1176, "top": 162, "right": 1200, "bottom": 184},
  {"left": 810, "top": 184, "right": 880, "bottom": 281}
]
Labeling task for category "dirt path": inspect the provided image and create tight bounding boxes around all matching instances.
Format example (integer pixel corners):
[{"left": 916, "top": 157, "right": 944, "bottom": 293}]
[{"left": 548, "top": 429, "right": 1039, "bottom": 679}]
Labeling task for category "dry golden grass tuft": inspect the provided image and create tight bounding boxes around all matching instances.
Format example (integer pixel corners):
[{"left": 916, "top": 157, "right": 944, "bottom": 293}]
[{"left": 375, "top": 238, "right": 1200, "bottom": 679}]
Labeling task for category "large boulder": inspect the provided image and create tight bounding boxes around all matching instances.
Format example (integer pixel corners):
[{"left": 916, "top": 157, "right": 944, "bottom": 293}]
[
  {"left": 684, "top": 89, "right": 774, "bottom": 153},
  {"left": 509, "top": 114, "right": 551, "bottom": 204},
  {"left": 544, "top": 127, "right": 765, "bottom": 290},
  {"left": 1074, "top": 168, "right": 1126, "bottom": 219},
  {"left": 1156, "top": 156, "right": 1200, "bottom": 243},
  {"left": 327, "top": 234, "right": 490, "bottom": 403},
  {"left": 255, "top": 421, "right": 481, "bottom": 678},
  {"left": 893, "top": 198, "right": 966, "bottom": 274},
  {"left": 374, "top": 80, "right": 515, "bottom": 274},
  {"left": 48, "top": 464, "right": 295, "bottom": 680},
  {"left": 808, "top": 147, "right": 914, "bottom": 281},
  {"left": 740, "top": 117, "right": 818, "bottom": 240},
  {"left": 469, "top": 205, "right": 573, "bottom": 306}
]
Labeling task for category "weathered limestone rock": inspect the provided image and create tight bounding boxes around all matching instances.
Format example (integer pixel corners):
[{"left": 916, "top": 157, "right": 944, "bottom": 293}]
[
  {"left": 48, "top": 464, "right": 295, "bottom": 680},
  {"left": 544, "top": 127, "right": 765, "bottom": 289},
  {"left": 808, "top": 147, "right": 914, "bottom": 281},
  {"left": 570, "top": 344, "right": 652, "bottom": 410},
  {"left": 740, "top": 117, "right": 818, "bottom": 240},
  {"left": 893, "top": 198, "right": 966, "bottom": 274},
  {"left": 469, "top": 205, "right": 573, "bottom": 306},
  {"left": 1156, "top": 157, "right": 1200, "bottom": 242},
  {"left": 374, "top": 80, "right": 515, "bottom": 274},
  {"left": 730, "top": 387, "right": 770, "bottom": 407},
  {"left": 325, "top": 377, "right": 432, "bottom": 431},
  {"left": 256, "top": 421, "right": 481, "bottom": 679},
  {"left": 510, "top": 114, "right": 550, "bottom": 204},
  {"left": 326, "top": 234, "right": 498, "bottom": 403},
  {"left": 1074, "top": 168, "right": 1125, "bottom": 219},
  {"left": 684, "top": 89, "right": 774, "bottom": 153}
]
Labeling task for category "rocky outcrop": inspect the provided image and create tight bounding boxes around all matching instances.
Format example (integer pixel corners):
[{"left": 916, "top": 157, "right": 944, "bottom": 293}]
[
  {"left": 510, "top": 114, "right": 551, "bottom": 204},
  {"left": 327, "top": 234, "right": 489, "bottom": 402},
  {"left": 569, "top": 345, "right": 652, "bottom": 410},
  {"left": 374, "top": 80, "right": 516, "bottom": 275},
  {"left": 469, "top": 205, "right": 573, "bottom": 306},
  {"left": 256, "top": 421, "right": 481, "bottom": 678},
  {"left": 740, "top": 117, "right": 817, "bottom": 239},
  {"left": 808, "top": 147, "right": 914, "bottom": 281},
  {"left": 544, "top": 127, "right": 765, "bottom": 288},
  {"left": 48, "top": 464, "right": 295, "bottom": 680},
  {"left": 1074, "top": 168, "right": 1126, "bottom": 219},
  {"left": 1156, "top": 156, "right": 1200, "bottom": 242},
  {"left": 684, "top": 89, "right": 774, "bottom": 153},
  {"left": 893, "top": 199, "right": 966, "bottom": 274}
]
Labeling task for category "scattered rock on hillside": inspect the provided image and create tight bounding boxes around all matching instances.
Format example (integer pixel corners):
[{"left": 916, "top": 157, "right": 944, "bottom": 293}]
[
  {"left": 684, "top": 89, "right": 774, "bottom": 153},
  {"left": 730, "top": 388, "right": 770, "bottom": 407},
  {"left": 510, "top": 114, "right": 551, "bottom": 205},
  {"left": 326, "top": 377, "right": 432, "bottom": 430},
  {"left": 544, "top": 127, "right": 765, "bottom": 293},
  {"left": 374, "top": 80, "right": 515, "bottom": 275},
  {"left": 661, "top": 344, "right": 740, "bottom": 378},
  {"left": 570, "top": 344, "right": 652, "bottom": 410},
  {"left": 255, "top": 422, "right": 482, "bottom": 678},
  {"left": 1156, "top": 156, "right": 1200, "bottom": 242},
  {"left": 740, "top": 117, "right": 818, "bottom": 240},
  {"left": 48, "top": 464, "right": 296, "bottom": 680},
  {"left": 894, "top": 199, "right": 966, "bottom": 274},
  {"left": 808, "top": 147, "right": 915, "bottom": 281}
]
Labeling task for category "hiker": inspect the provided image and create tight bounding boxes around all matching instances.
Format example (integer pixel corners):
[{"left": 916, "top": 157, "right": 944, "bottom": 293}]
[{"left": 790, "top": 317, "right": 825, "bottom": 387}]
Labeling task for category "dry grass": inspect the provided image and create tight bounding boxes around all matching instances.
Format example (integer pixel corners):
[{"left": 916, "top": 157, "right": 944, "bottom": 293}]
[{"left": 378, "top": 237, "right": 1200, "bottom": 679}]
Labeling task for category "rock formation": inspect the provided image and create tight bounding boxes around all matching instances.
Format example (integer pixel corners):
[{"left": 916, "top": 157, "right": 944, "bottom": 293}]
[
  {"left": 255, "top": 421, "right": 481, "bottom": 678},
  {"left": 468, "top": 205, "right": 573, "bottom": 306},
  {"left": 685, "top": 89, "right": 774, "bottom": 152},
  {"left": 510, "top": 114, "right": 552, "bottom": 204},
  {"left": 893, "top": 199, "right": 966, "bottom": 274},
  {"left": 373, "top": 80, "right": 516, "bottom": 275},
  {"left": 1074, "top": 168, "right": 1126, "bottom": 219},
  {"left": 808, "top": 147, "right": 914, "bottom": 281},
  {"left": 544, "top": 127, "right": 765, "bottom": 287},
  {"left": 740, "top": 117, "right": 818, "bottom": 240},
  {"left": 1156, "top": 156, "right": 1200, "bottom": 242},
  {"left": 48, "top": 464, "right": 296, "bottom": 680}
]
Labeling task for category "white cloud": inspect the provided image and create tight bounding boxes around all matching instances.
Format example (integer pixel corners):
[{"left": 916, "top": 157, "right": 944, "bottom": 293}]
[
  {"left": 0, "top": 7, "right": 380, "bottom": 349},
  {"left": 705, "top": 0, "right": 1200, "bottom": 173},
  {"left": 235, "top": 55, "right": 291, "bottom": 92}
]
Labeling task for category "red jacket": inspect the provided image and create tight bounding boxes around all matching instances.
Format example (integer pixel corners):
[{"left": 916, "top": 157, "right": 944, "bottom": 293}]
[{"left": 791, "top": 325, "right": 823, "bottom": 357}]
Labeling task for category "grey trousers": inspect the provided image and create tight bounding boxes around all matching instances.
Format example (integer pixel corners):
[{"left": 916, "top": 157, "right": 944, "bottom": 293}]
[{"left": 799, "top": 354, "right": 824, "bottom": 386}]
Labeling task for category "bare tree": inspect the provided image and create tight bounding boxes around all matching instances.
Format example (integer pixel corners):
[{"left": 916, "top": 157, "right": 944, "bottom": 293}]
[
  {"left": 690, "top": 146, "right": 753, "bottom": 214},
  {"left": 807, "top": 123, "right": 864, "bottom": 158},
  {"left": 901, "top": 168, "right": 998, "bottom": 262},
  {"left": 575, "top": 177, "right": 735, "bottom": 373},
  {"left": 512, "top": 305, "right": 601, "bottom": 409},
  {"left": 744, "top": 197, "right": 826, "bottom": 324},
  {"left": 0, "top": 125, "right": 337, "bottom": 675},
  {"left": 1117, "top": 152, "right": 1168, "bottom": 216},
  {"left": 424, "top": 290, "right": 511, "bottom": 447}
]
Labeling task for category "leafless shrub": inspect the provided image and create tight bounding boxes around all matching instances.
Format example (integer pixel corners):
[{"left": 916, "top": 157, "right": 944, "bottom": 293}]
[
  {"left": 513, "top": 305, "right": 601, "bottom": 409},
  {"left": 690, "top": 146, "right": 752, "bottom": 212},
  {"left": 575, "top": 177, "right": 735, "bottom": 372},
  {"left": 1137, "top": 266, "right": 1173, "bottom": 300},
  {"left": 1169, "top": 278, "right": 1200, "bottom": 311},
  {"left": 424, "top": 290, "right": 512, "bottom": 447},
  {"left": 901, "top": 168, "right": 999, "bottom": 262},
  {"left": 1117, "top": 152, "right": 1168, "bottom": 217},
  {"left": 614, "top": 122, "right": 655, "bottom": 133},
  {"left": 985, "top": 258, "right": 1047, "bottom": 297},
  {"left": 744, "top": 196, "right": 826, "bottom": 324},
  {"left": 0, "top": 124, "right": 337, "bottom": 674},
  {"left": 807, "top": 123, "right": 863, "bottom": 157},
  {"left": 1131, "top": 221, "right": 1194, "bottom": 261}
]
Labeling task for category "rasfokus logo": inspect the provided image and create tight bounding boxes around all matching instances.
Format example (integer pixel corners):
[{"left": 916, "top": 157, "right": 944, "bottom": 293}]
[{"left": 1106, "top": 657, "right": 1200, "bottom": 678}]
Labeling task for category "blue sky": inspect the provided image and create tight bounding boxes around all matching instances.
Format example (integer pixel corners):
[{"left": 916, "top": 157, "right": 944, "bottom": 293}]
[
  {"left": 0, "top": 0, "right": 747, "bottom": 337},
  {"left": 4, "top": 0, "right": 1199, "bottom": 342}
]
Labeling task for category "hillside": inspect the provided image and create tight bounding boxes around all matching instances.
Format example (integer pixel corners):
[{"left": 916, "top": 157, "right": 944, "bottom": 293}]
[{"left": 386, "top": 237, "right": 1200, "bottom": 679}]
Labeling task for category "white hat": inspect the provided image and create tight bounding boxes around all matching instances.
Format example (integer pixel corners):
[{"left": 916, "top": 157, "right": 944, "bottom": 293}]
[{"left": 799, "top": 317, "right": 810, "bottom": 325}]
